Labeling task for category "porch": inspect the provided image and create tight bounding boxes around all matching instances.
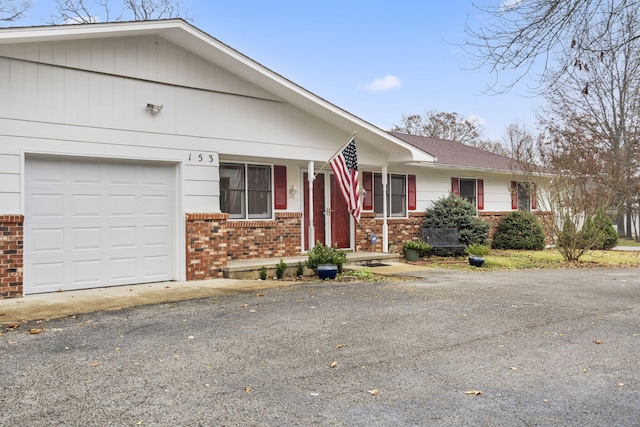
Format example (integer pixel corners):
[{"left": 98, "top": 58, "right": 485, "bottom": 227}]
[{"left": 223, "top": 251, "right": 402, "bottom": 280}]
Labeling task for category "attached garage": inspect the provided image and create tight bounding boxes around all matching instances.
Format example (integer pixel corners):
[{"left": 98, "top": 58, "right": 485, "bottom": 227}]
[{"left": 24, "top": 156, "right": 176, "bottom": 295}]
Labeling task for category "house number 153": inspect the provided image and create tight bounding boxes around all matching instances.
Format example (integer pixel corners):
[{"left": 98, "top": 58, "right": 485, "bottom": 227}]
[{"left": 188, "top": 153, "right": 216, "bottom": 163}]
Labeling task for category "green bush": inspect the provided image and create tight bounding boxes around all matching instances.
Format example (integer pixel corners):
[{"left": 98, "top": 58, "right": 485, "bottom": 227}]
[
  {"left": 275, "top": 259, "right": 287, "bottom": 279},
  {"left": 423, "top": 194, "right": 490, "bottom": 246},
  {"left": 306, "top": 241, "right": 347, "bottom": 273},
  {"left": 259, "top": 266, "right": 268, "bottom": 280},
  {"left": 492, "top": 211, "right": 546, "bottom": 250},
  {"left": 580, "top": 209, "right": 618, "bottom": 250},
  {"left": 296, "top": 261, "right": 305, "bottom": 277},
  {"left": 403, "top": 239, "right": 431, "bottom": 256},
  {"left": 465, "top": 243, "right": 490, "bottom": 257}
]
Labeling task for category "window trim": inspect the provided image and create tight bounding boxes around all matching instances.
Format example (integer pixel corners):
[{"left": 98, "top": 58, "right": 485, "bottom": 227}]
[
  {"left": 373, "top": 172, "right": 408, "bottom": 218},
  {"left": 220, "top": 161, "right": 274, "bottom": 220}
]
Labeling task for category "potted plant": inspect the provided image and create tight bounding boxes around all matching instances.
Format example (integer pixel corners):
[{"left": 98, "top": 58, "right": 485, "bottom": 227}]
[
  {"left": 466, "top": 244, "right": 490, "bottom": 267},
  {"left": 403, "top": 239, "right": 431, "bottom": 262},
  {"left": 306, "top": 241, "right": 347, "bottom": 279}
]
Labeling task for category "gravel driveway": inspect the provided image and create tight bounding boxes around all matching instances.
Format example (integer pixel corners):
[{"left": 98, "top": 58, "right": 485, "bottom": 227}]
[{"left": 2, "top": 268, "right": 640, "bottom": 426}]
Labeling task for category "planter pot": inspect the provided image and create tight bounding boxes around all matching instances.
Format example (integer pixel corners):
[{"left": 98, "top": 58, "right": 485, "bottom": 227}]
[
  {"left": 468, "top": 256, "right": 485, "bottom": 267},
  {"left": 317, "top": 264, "right": 338, "bottom": 280},
  {"left": 404, "top": 249, "right": 420, "bottom": 262}
]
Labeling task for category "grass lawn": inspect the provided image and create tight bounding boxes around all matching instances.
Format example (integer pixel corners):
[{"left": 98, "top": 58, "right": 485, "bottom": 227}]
[{"left": 421, "top": 248, "right": 640, "bottom": 271}]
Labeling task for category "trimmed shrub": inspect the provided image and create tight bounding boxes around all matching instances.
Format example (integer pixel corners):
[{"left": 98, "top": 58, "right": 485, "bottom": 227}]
[
  {"left": 579, "top": 209, "right": 618, "bottom": 250},
  {"left": 276, "top": 259, "right": 287, "bottom": 279},
  {"left": 492, "top": 211, "right": 546, "bottom": 250},
  {"left": 306, "top": 241, "right": 347, "bottom": 273},
  {"left": 423, "top": 194, "right": 491, "bottom": 246},
  {"left": 296, "top": 261, "right": 305, "bottom": 277}
]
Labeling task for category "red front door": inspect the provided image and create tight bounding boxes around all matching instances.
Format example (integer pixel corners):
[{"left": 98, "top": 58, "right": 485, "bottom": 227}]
[
  {"left": 303, "top": 172, "right": 351, "bottom": 250},
  {"left": 330, "top": 174, "right": 351, "bottom": 248}
]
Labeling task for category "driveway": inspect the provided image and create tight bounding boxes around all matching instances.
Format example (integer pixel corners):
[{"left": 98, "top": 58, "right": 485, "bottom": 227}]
[{"left": 2, "top": 268, "right": 640, "bottom": 426}]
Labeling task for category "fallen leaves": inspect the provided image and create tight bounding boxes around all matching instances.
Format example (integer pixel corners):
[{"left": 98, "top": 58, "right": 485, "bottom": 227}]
[
  {"left": 594, "top": 340, "right": 603, "bottom": 345},
  {"left": 28, "top": 327, "right": 45, "bottom": 335},
  {"left": 367, "top": 389, "right": 379, "bottom": 395},
  {"left": 245, "top": 387, "right": 252, "bottom": 393},
  {"left": 464, "top": 390, "right": 483, "bottom": 396},
  {"left": 335, "top": 344, "right": 347, "bottom": 349},
  {"left": 4, "top": 323, "right": 20, "bottom": 331},
  {"left": 330, "top": 362, "right": 338, "bottom": 368}
]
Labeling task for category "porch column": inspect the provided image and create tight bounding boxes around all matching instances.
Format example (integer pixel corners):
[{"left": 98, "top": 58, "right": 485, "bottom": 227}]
[
  {"left": 308, "top": 161, "right": 314, "bottom": 249},
  {"left": 382, "top": 166, "right": 389, "bottom": 253}
]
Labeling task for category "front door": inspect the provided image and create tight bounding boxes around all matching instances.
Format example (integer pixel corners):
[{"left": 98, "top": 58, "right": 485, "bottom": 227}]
[
  {"left": 303, "top": 172, "right": 351, "bottom": 250},
  {"left": 330, "top": 174, "right": 350, "bottom": 248}
]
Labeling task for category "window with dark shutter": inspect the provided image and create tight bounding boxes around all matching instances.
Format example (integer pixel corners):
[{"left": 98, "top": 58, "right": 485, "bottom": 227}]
[
  {"left": 362, "top": 171, "right": 373, "bottom": 210},
  {"left": 477, "top": 179, "right": 484, "bottom": 210},
  {"left": 408, "top": 175, "right": 416, "bottom": 210},
  {"left": 274, "top": 165, "right": 287, "bottom": 210}
]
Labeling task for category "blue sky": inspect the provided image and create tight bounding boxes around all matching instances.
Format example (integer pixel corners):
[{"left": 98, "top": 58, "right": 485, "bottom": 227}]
[{"left": 18, "top": 0, "right": 540, "bottom": 141}]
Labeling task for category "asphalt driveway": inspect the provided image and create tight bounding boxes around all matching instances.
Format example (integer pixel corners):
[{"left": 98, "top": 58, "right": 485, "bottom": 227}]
[{"left": 2, "top": 268, "right": 640, "bottom": 426}]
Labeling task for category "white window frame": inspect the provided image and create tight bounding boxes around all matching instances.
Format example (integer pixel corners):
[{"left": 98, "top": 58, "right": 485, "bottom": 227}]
[
  {"left": 373, "top": 173, "right": 407, "bottom": 218},
  {"left": 220, "top": 162, "right": 273, "bottom": 220},
  {"left": 459, "top": 178, "right": 477, "bottom": 209}
]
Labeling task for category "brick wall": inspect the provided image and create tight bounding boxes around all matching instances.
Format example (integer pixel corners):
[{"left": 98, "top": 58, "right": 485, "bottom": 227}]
[
  {"left": 0, "top": 215, "right": 24, "bottom": 299},
  {"left": 355, "top": 212, "right": 426, "bottom": 252},
  {"left": 185, "top": 213, "right": 228, "bottom": 280},
  {"left": 479, "top": 211, "right": 554, "bottom": 244},
  {"left": 227, "top": 212, "right": 302, "bottom": 260}
]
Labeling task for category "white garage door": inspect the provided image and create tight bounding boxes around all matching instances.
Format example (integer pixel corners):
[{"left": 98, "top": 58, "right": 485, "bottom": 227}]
[{"left": 25, "top": 157, "right": 175, "bottom": 294}]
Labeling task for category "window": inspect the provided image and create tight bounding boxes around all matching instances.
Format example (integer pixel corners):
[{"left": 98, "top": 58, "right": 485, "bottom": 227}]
[
  {"left": 459, "top": 179, "right": 476, "bottom": 207},
  {"left": 512, "top": 181, "right": 536, "bottom": 211},
  {"left": 373, "top": 173, "right": 407, "bottom": 217},
  {"left": 220, "top": 163, "right": 272, "bottom": 219},
  {"left": 451, "top": 177, "right": 484, "bottom": 210}
]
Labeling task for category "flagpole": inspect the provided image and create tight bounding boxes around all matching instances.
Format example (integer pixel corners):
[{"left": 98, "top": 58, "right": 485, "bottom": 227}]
[{"left": 313, "top": 131, "right": 357, "bottom": 180}]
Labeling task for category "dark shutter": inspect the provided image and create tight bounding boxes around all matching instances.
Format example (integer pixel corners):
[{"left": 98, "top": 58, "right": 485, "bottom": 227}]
[
  {"left": 274, "top": 165, "right": 287, "bottom": 210},
  {"left": 511, "top": 181, "right": 518, "bottom": 210},
  {"left": 451, "top": 177, "right": 460, "bottom": 196},
  {"left": 408, "top": 175, "right": 417, "bottom": 210},
  {"left": 531, "top": 183, "right": 537, "bottom": 210},
  {"left": 477, "top": 179, "right": 484, "bottom": 210},
  {"left": 362, "top": 171, "right": 373, "bottom": 210}
]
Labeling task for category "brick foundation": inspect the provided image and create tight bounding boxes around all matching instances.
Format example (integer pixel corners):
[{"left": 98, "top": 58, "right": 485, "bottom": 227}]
[
  {"left": 357, "top": 210, "right": 554, "bottom": 253},
  {"left": 227, "top": 212, "right": 302, "bottom": 260},
  {"left": 479, "top": 211, "right": 554, "bottom": 244},
  {"left": 185, "top": 213, "right": 229, "bottom": 280},
  {"left": 0, "top": 215, "right": 24, "bottom": 299},
  {"left": 355, "top": 212, "right": 426, "bottom": 253}
]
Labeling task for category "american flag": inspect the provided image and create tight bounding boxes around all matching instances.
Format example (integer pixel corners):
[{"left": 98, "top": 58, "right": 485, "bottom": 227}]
[{"left": 330, "top": 138, "right": 361, "bottom": 223}]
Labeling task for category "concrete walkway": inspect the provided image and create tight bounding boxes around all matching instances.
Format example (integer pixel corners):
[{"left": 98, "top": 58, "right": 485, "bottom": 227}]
[{"left": 0, "top": 261, "right": 429, "bottom": 324}]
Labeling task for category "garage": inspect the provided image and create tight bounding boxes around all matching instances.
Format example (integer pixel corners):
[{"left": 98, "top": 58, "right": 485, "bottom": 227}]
[{"left": 24, "top": 157, "right": 176, "bottom": 294}]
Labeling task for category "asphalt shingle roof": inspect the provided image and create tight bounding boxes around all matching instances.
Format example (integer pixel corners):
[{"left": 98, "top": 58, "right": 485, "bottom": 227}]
[{"left": 390, "top": 131, "right": 520, "bottom": 172}]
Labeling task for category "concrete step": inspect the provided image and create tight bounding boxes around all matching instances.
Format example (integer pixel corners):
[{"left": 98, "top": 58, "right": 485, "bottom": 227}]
[{"left": 223, "top": 252, "right": 401, "bottom": 280}]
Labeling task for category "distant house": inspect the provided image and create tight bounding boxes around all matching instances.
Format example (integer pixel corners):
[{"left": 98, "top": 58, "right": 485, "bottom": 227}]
[{"left": 0, "top": 19, "right": 542, "bottom": 298}]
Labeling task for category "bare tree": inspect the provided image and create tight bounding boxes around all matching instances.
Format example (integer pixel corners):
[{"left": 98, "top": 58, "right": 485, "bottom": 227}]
[
  {"left": 0, "top": 0, "right": 29, "bottom": 22},
  {"left": 540, "top": 5, "right": 640, "bottom": 238},
  {"left": 465, "top": 0, "right": 640, "bottom": 93},
  {"left": 391, "top": 111, "right": 482, "bottom": 146},
  {"left": 533, "top": 114, "right": 618, "bottom": 260},
  {"left": 50, "top": 0, "right": 188, "bottom": 24}
]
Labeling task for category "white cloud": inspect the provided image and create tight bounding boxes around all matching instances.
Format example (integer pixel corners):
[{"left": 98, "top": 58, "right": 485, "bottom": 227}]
[
  {"left": 361, "top": 75, "right": 402, "bottom": 92},
  {"left": 467, "top": 113, "right": 486, "bottom": 127}
]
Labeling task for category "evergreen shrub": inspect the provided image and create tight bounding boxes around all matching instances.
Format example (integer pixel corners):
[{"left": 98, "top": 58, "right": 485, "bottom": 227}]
[
  {"left": 492, "top": 211, "right": 546, "bottom": 250},
  {"left": 423, "top": 194, "right": 490, "bottom": 246}
]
